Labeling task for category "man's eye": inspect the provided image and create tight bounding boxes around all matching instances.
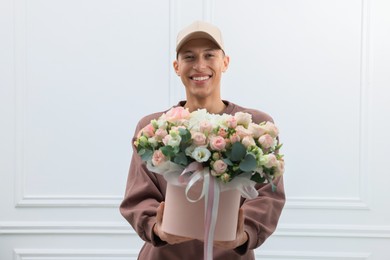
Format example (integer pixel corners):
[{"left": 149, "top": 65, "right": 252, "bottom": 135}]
[
  {"left": 184, "top": 56, "right": 194, "bottom": 60},
  {"left": 205, "top": 54, "right": 214, "bottom": 58}
]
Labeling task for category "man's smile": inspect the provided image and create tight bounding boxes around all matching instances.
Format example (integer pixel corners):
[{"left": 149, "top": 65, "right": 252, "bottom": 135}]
[{"left": 190, "top": 74, "right": 212, "bottom": 81}]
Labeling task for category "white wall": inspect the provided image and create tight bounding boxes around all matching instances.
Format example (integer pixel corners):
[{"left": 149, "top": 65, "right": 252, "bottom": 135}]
[{"left": 1, "top": 0, "right": 390, "bottom": 259}]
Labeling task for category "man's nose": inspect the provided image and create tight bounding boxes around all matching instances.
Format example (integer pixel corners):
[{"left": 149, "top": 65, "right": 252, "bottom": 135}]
[{"left": 193, "top": 58, "right": 206, "bottom": 70}]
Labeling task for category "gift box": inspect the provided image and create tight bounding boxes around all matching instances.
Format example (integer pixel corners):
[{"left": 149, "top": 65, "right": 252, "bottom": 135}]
[{"left": 161, "top": 182, "right": 241, "bottom": 241}]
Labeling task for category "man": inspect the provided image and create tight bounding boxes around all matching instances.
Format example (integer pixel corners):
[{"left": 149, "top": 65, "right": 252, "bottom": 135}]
[{"left": 120, "top": 20, "right": 285, "bottom": 260}]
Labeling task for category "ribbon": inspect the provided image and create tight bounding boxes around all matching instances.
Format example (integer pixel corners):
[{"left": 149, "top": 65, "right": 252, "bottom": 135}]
[
  {"left": 178, "top": 162, "right": 218, "bottom": 260},
  {"left": 178, "top": 162, "right": 206, "bottom": 203},
  {"left": 147, "top": 161, "right": 258, "bottom": 200},
  {"left": 204, "top": 170, "right": 220, "bottom": 260},
  {"left": 147, "top": 161, "right": 259, "bottom": 260}
]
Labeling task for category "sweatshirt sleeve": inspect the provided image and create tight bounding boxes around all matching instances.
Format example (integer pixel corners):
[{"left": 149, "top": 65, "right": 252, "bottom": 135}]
[
  {"left": 234, "top": 176, "right": 285, "bottom": 255},
  {"left": 119, "top": 121, "right": 168, "bottom": 247}
]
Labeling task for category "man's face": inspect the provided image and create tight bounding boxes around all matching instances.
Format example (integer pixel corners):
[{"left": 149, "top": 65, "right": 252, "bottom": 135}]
[{"left": 174, "top": 38, "right": 229, "bottom": 100}]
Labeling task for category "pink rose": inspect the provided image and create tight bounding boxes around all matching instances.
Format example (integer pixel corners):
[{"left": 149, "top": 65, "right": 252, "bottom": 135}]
[
  {"left": 165, "top": 107, "right": 190, "bottom": 123},
  {"left": 152, "top": 150, "right": 166, "bottom": 166},
  {"left": 155, "top": 129, "right": 168, "bottom": 141},
  {"left": 212, "top": 159, "right": 228, "bottom": 175},
  {"left": 141, "top": 123, "right": 155, "bottom": 138},
  {"left": 226, "top": 116, "right": 237, "bottom": 128},
  {"left": 200, "top": 121, "right": 213, "bottom": 134},
  {"left": 217, "top": 128, "right": 228, "bottom": 138},
  {"left": 258, "top": 134, "right": 275, "bottom": 149},
  {"left": 192, "top": 131, "right": 207, "bottom": 146},
  {"left": 209, "top": 136, "right": 226, "bottom": 151},
  {"left": 229, "top": 133, "right": 241, "bottom": 143}
]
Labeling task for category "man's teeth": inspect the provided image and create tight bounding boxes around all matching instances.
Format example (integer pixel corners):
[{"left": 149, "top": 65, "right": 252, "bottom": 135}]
[{"left": 192, "top": 76, "right": 210, "bottom": 81}]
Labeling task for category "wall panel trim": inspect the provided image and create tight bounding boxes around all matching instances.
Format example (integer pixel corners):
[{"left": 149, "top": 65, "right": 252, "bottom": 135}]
[
  {"left": 285, "top": 0, "right": 372, "bottom": 211},
  {"left": 2, "top": 222, "right": 390, "bottom": 238},
  {"left": 256, "top": 251, "right": 371, "bottom": 260},
  {"left": 14, "top": 249, "right": 138, "bottom": 260},
  {"left": 12, "top": 0, "right": 173, "bottom": 208}
]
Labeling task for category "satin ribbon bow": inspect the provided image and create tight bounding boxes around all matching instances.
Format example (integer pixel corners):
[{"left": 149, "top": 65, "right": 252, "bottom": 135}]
[{"left": 179, "top": 162, "right": 220, "bottom": 260}]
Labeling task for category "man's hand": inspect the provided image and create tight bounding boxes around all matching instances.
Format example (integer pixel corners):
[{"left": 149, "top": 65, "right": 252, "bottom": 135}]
[
  {"left": 153, "top": 202, "right": 193, "bottom": 245},
  {"left": 214, "top": 208, "right": 248, "bottom": 249}
]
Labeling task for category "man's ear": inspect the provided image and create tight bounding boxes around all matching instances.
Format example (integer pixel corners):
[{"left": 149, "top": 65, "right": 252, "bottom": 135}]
[
  {"left": 222, "top": 55, "right": 230, "bottom": 72},
  {"left": 173, "top": 60, "right": 180, "bottom": 75}
]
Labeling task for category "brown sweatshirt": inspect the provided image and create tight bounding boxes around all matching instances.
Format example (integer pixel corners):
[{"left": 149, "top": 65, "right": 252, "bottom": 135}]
[{"left": 120, "top": 101, "right": 286, "bottom": 260}]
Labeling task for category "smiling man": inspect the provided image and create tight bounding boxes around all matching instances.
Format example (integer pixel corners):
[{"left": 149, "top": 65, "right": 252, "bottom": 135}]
[
  {"left": 120, "top": 21, "right": 286, "bottom": 260},
  {"left": 173, "top": 23, "right": 229, "bottom": 114}
]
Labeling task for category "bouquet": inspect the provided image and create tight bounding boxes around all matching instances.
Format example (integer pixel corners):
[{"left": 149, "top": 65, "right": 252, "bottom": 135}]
[
  {"left": 134, "top": 106, "right": 284, "bottom": 260},
  {"left": 134, "top": 106, "right": 284, "bottom": 193}
]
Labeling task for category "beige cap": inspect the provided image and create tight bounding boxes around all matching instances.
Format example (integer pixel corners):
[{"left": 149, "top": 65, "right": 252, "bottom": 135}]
[{"left": 176, "top": 21, "right": 224, "bottom": 53}]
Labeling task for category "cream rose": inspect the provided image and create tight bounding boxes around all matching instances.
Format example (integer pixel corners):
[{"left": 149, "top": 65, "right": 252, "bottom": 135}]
[
  {"left": 162, "top": 134, "right": 181, "bottom": 147},
  {"left": 234, "top": 112, "right": 252, "bottom": 127},
  {"left": 262, "top": 154, "right": 278, "bottom": 168},
  {"left": 262, "top": 121, "right": 279, "bottom": 138},
  {"left": 274, "top": 159, "right": 285, "bottom": 177},
  {"left": 235, "top": 125, "right": 252, "bottom": 139},
  {"left": 242, "top": 136, "right": 256, "bottom": 148},
  {"left": 248, "top": 123, "right": 267, "bottom": 138},
  {"left": 258, "top": 134, "right": 275, "bottom": 149}
]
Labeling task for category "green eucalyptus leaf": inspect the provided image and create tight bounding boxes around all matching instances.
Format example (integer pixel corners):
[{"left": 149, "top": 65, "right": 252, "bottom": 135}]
[
  {"left": 160, "top": 146, "right": 175, "bottom": 157},
  {"left": 179, "top": 128, "right": 192, "bottom": 143},
  {"left": 174, "top": 152, "right": 188, "bottom": 166},
  {"left": 239, "top": 154, "right": 257, "bottom": 172},
  {"left": 138, "top": 148, "right": 146, "bottom": 156},
  {"left": 222, "top": 158, "right": 233, "bottom": 166},
  {"left": 230, "top": 142, "right": 246, "bottom": 162},
  {"left": 140, "top": 149, "right": 153, "bottom": 161}
]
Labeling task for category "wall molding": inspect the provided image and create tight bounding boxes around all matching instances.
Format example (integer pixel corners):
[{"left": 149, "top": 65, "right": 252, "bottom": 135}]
[
  {"left": 14, "top": 249, "right": 138, "bottom": 260},
  {"left": 13, "top": 0, "right": 373, "bottom": 210},
  {"left": 15, "top": 195, "right": 122, "bottom": 208},
  {"left": 276, "top": 224, "right": 390, "bottom": 238},
  {"left": 255, "top": 251, "right": 370, "bottom": 260},
  {"left": 202, "top": 0, "right": 215, "bottom": 22},
  {"left": 285, "top": 196, "right": 369, "bottom": 210},
  {"left": 13, "top": 249, "right": 370, "bottom": 260},
  {"left": 168, "top": 0, "right": 180, "bottom": 106},
  {"left": 1, "top": 221, "right": 135, "bottom": 235},
  {"left": 2, "top": 222, "right": 390, "bottom": 239},
  {"left": 282, "top": 0, "right": 372, "bottom": 211},
  {"left": 13, "top": 0, "right": 123, "bottom": 208}
]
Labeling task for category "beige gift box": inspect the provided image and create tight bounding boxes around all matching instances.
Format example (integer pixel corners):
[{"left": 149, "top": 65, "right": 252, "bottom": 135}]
[{"left": 162, "top": 182, "right": 241, "bottom": 241}]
